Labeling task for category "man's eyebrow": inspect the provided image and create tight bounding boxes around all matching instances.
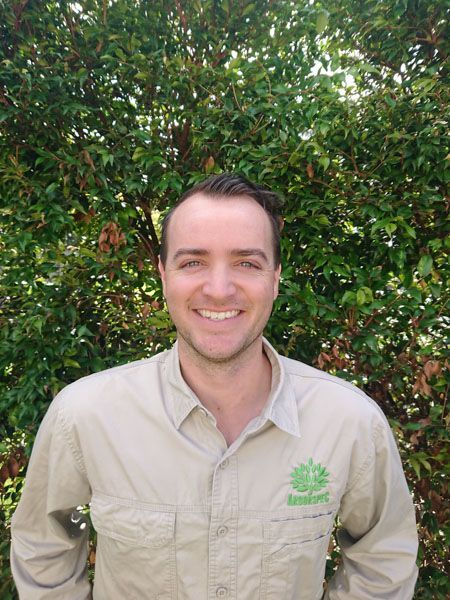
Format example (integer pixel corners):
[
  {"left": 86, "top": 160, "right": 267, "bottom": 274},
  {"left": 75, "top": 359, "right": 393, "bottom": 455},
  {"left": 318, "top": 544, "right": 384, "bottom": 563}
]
[
  {"left": 172, "top": 248, "right": 210, "bottom": 261},
  {"left": 171, "top": 247, "right": 270, "bottom": 263},
  {"left": 231, "top": 249, "right": 270, "bottom": 263}
]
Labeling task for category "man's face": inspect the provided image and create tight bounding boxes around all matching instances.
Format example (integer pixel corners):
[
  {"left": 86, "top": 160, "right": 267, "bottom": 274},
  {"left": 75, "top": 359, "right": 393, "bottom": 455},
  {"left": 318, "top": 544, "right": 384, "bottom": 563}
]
[{"left": 158, "top": 193, "right": 281, "bottom": 364}]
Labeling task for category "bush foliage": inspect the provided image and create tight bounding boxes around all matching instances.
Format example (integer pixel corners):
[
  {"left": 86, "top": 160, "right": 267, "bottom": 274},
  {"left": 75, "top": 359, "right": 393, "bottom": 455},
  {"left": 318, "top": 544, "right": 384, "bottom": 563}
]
[{"left": 0, "top": 0, "right": 448, "bottom": 597}]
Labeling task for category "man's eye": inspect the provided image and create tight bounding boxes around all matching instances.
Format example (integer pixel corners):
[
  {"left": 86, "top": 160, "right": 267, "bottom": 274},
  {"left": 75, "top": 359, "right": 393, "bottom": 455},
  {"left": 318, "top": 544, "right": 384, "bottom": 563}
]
[
  {"left": 240, "top": 261, "right": 258, "bottom": 269},
  {"left": 181, "top": 260, "right": 201, "bottom": 268}
]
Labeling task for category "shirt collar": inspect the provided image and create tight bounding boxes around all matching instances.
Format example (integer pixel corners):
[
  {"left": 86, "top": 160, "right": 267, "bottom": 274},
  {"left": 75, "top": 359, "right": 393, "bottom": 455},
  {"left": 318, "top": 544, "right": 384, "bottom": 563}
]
[
  {"left": 166, "top": 340, "right": 201, "bottom": 429},
  {"left": 260, "top": 337, "right": 301, "bottom": 438},
  {"left": 165, "top": 338, "right": 301, "bottom": 439}
]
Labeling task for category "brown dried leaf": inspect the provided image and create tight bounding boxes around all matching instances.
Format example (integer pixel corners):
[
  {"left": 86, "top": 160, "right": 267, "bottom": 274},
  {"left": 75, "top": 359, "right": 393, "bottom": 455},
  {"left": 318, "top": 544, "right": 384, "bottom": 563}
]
[
  {"left": 409, "top": 430, "right": 423, "bottom": 446},
  {"left": 317, "top": 352, "right": 331, "bottom": 370},
  {"left": 7, "top": 457, "right": 19, "bottom": 477},
  {"left": 335, "top": 358, "right": 346, "bottom": 370},
  {"left": 429, "top": 490, "right": 442, "bottom": 508},
  {"left": 421, "top": 377, "right": 432, "bottom": 396},
  {"left": 82, "top": 149, "right": 95, "bottom": 169},
  {"left": 88, "top": 548, "right": 96, "bottom": 566},
  {"left": 413, "top": 374, "right": 432, "bottom": 396},
  {"left": 0, "top": 464, "right": 10, "bottom": 484},
  {"left": 110, "top": 230, "right": 119, "bottom": 246},
  {"left": 423, "top": 360, "right": 441, "bottom": 378}
]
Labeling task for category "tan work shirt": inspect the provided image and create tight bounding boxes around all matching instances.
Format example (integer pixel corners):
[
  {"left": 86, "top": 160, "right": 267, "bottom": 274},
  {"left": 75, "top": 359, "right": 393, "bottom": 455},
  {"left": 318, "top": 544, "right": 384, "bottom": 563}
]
[{"left": 11, "top": 339, "right": 418, "bottom": 599}]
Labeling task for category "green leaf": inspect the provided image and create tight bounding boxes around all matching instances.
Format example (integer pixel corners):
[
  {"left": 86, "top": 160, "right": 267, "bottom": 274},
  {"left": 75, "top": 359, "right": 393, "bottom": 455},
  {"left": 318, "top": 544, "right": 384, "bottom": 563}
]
[
  {"left": 417, "top": 255, "right": 433, "bottom": 277},
  {"left": 341, "top": 291, "right": 356, "bottom": 305},
  {"left": 132, "top": 147, "right": 146, "bottom": 161},
  {"left": 316, "top": 11, "right": 329, "bottom": 34},
  {"left": 356, "top": 287, "right": 373, "bottom": 305},
  {"left": 409, "top": 457, "right": 421, "bottom": 479},
  {"left": 318, "top": 156, "right": 330, "bottom": 171},
  {"left": 365, "top": 334, "right": 378, "bottom": 352},
  {"left": 77, "top": 325, "right": 94, "bottom": 337},
  {"left": 63, "top": 358, "right": 81, "bottom": 369},
  {"left": 242, "top": 3, "right": 256, "bottom": 16},
  {"left": 385, "top": 222, "right": 397, "bottom": 237}
]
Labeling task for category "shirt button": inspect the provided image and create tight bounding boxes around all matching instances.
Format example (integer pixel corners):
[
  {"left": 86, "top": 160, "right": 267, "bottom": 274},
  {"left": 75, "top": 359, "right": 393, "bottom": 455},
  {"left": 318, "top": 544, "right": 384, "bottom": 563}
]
[
  {"left": 220, "top": 459, "right": 229, "bottom": 469},
  {"left": 217, "top": 525, "right": 228, "bottom": 537},
  {"left": 216, "top": 587, "right": 228, "bottom": 597}
]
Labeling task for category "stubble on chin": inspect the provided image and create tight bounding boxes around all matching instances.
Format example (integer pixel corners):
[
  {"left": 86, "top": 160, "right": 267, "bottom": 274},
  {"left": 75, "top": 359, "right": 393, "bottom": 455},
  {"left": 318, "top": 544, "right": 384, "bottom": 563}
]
[{"left": 177, "top": 329, "right": 264, "bottom": 371}]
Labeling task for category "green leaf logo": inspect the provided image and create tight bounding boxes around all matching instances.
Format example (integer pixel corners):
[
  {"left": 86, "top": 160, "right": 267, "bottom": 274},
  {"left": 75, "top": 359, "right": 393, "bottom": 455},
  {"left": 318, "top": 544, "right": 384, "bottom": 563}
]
[{"left": 291, "top": 458, "right": 330, "bottom": 495}]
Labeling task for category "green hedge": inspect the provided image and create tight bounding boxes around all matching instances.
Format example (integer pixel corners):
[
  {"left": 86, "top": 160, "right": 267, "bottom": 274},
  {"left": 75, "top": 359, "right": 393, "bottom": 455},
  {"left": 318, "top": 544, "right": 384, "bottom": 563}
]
[{"left": 1, "top": 1, "right": 448, "bottom": 597}]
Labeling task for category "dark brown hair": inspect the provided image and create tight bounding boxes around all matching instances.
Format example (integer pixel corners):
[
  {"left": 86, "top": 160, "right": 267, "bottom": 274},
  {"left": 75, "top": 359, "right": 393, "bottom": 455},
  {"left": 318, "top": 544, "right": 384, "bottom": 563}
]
[{"left": 159, "top": 173, "right": 283, "bottom": 266}]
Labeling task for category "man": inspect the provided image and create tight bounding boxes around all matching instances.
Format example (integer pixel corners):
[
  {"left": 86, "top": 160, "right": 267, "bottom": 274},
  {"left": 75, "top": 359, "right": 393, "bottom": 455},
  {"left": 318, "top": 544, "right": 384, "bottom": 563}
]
[{"left": 11, "top": 173, "right": 418, "bottom": 599}]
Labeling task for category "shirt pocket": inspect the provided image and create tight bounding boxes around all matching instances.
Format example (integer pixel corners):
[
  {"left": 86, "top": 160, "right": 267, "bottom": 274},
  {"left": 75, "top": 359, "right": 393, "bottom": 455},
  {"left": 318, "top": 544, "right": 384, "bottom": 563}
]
[
  {"left": 261, "top": 511, "right": 333, "bottom": 600},
  {"left": 90, "top": 493, "right": 176, "bottom": 599}
]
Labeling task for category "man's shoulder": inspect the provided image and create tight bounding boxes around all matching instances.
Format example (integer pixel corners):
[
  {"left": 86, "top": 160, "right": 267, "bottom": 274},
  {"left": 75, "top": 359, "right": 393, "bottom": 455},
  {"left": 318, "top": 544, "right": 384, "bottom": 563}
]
[
  {"left": 279, "top": 354, "right": 386, "bottom": 422},
  {"left": 54, "top": 348, "right": 170, "bottom": 410},
  {"left": 281, "top": 354, "right": 365, "bottom": 397}
]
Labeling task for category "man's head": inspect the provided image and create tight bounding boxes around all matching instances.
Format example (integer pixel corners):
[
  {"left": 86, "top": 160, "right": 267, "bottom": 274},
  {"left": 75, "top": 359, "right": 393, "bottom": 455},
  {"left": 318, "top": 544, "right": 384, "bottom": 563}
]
[
  {"left": 158, "top": 174, "right": 283, "bottom": 365},
  {"left": 159, "top": 173, "right": 283, "bottom": 268}
]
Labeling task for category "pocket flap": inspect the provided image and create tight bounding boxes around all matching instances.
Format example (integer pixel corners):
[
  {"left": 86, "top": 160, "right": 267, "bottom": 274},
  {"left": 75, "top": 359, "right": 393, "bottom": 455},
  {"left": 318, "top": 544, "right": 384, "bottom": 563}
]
[
  {"left": 265, "top": 512, "right": 332, "bottom": 544},
  {"left": 90, "top": 494, "right": 175, "bottom": 548}
]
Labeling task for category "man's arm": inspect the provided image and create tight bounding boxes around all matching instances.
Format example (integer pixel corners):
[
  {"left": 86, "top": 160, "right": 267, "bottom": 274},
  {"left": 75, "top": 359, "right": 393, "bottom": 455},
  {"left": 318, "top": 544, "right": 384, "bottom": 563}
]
[
  {"left": 325, "top": 418, "right": 418, "bottom": 599},
  {"left": 11, "top": 396, "right": 92, "bottom": 599}
]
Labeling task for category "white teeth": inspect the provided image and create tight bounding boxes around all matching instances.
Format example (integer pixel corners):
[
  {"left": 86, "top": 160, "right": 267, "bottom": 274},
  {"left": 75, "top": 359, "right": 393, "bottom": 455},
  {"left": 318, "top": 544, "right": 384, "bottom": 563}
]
[{"left": 197, "top": 309, "right": 240, "bottom": 321}]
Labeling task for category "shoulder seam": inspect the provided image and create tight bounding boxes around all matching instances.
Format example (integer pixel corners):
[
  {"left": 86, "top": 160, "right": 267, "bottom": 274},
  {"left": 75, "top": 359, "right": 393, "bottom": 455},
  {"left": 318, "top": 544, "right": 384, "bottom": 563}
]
[
  {"left": 286, "top": 370, "right": 368, "bottom": 399},
  {"left": 344, "top": 421, "right": 385, "bottom": 495},
  {"left": 56, "top": 405, "right": 88, "bottom": 476},
  {"left": 62, "top": 354, "right": 168, "bottom": 387}
]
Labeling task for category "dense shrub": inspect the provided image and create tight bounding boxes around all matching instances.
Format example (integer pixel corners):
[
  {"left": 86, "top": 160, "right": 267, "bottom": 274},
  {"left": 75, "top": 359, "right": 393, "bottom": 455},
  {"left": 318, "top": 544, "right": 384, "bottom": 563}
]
[{"left": 1, "top": 1, "right": 448, "bottom": 597}]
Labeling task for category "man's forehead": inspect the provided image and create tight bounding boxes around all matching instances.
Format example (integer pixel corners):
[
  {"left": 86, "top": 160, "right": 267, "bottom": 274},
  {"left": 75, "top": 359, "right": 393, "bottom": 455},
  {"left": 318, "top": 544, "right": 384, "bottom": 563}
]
[
  {"left": 177, "top": 191, "right": 261, "bottom": 210},
  {"left": 170, "top": 192, "right": 271, "bottom": 226}
]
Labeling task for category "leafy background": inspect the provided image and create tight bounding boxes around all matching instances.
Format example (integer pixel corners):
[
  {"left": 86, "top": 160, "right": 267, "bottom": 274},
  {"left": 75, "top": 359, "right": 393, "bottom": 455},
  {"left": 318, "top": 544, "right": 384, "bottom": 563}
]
[{"left": 0, "top": 0, "right": 448, "bottom": 597}]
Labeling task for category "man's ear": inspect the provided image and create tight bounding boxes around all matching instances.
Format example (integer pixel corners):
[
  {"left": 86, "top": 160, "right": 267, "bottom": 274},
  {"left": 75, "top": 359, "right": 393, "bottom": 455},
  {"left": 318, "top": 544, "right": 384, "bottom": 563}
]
[
  {"left": 273, "top": 264, "right": 281, "bottom": 299},
  {"left": 158, "top": 256, "right": 166, "bottom": 294}
]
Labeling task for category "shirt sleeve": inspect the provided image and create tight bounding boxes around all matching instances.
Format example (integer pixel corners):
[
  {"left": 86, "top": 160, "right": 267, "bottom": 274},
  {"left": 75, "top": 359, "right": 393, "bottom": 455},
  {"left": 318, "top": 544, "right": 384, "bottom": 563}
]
[
  {"left": 10, "top": 395, "right": 93, "bottom": 599},
  {"left": 324, "top": 417, "right": 418, "bottom": 599}
]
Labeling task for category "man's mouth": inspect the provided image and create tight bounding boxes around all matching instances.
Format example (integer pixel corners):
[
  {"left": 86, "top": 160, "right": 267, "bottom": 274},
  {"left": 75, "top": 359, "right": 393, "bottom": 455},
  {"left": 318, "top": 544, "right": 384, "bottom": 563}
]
[{"left": 196, "top": 309, "right": 240, "bottom": 321}]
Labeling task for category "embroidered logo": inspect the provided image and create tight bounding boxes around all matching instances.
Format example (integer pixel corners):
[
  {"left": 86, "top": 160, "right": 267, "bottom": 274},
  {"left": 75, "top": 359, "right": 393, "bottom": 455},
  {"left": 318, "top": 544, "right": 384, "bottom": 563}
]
[{"left": 288, "top": 458, "right": 330, "bottom": 506}]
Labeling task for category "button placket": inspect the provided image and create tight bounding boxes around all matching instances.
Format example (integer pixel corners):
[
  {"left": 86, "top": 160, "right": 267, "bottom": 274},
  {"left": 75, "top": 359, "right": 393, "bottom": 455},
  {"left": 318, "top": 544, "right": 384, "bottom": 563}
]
[{"left": 208, "top": 455, "right": 238, "bottom": 599}]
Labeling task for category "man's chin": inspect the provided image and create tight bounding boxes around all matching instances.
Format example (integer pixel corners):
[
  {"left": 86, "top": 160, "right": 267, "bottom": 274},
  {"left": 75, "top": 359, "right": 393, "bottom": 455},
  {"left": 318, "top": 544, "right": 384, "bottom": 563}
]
[{"left": 178, "top": 333, "right": 261, "bottom": 365}]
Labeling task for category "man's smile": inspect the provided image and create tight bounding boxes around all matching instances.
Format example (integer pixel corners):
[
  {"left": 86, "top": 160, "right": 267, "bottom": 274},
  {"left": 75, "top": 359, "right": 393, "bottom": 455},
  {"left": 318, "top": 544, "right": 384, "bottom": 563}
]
[{"left": 196, "top": 309, "right": 241, "bottom": 321}]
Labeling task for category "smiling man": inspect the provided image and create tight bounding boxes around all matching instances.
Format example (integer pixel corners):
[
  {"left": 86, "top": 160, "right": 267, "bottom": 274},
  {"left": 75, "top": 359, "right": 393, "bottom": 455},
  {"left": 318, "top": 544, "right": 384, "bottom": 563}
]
[
  {"left": 12, "top": 174, "right": 418, "bottom": 599},
  {"left": 158, "top": 188, "right": 281, "bottom": 445}
]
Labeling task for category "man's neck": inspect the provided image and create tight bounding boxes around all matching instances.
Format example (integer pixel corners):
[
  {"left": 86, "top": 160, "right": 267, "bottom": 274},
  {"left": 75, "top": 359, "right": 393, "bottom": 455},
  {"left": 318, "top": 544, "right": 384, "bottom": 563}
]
[{"left": 178, "top": 339, "right": 273, "bottom": 446}]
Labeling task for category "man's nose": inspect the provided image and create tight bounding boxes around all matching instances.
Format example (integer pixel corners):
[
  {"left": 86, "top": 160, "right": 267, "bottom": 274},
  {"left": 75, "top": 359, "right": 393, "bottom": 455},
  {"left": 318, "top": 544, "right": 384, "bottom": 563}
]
[{"left": 201, "top": 265, "right": 237, "bottom": 299}]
